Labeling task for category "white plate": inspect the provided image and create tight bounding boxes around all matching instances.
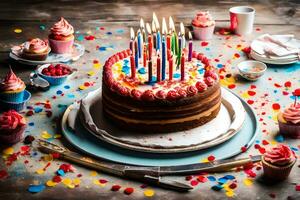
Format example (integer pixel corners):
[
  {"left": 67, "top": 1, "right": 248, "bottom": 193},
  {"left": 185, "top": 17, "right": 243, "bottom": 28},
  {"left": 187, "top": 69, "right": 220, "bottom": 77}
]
[
  {"left": 76, "top": 88, "right": 246, "bottom": 153},
  {"left": 9, "top": 43, "right": 85, "bottom": 65},
  {"left": 250, "top": 50, "right": 298, "bottom": 65}
]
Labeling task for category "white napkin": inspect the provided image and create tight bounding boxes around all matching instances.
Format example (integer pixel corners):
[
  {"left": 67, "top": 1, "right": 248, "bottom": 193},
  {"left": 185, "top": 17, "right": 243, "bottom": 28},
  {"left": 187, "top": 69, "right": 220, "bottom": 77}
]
[{"left": 257, "top": 34, "right": 299, "bottom": 57}]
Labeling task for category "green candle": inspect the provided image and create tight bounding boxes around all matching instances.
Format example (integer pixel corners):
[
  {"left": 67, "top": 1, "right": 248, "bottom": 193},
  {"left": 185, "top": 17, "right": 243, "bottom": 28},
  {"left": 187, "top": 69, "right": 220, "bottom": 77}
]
[{"left": 171, "top": 31, "right": 175, "bottom": 54}]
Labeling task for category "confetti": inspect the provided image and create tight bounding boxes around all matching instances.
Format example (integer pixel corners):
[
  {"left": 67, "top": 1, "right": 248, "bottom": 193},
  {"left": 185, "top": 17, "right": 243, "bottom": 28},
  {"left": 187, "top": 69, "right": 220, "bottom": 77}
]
[
  {"left": 28, "top": 184, "right": 46, "bottom": 193},
  {"left": 41, "top": 131, "right": 53, "bottom": 139},
  {"left": 111, "top": 184, "right": 121, "bottom": 191},
  {"left": 3, "top": 147, "right": 14, "bottom": 155},
  {"left": 14, "top": 28, "right": 22, "bottom": 33},
  {"left": 124, "top": 187, "right": 134, "bottom": 195},
  {"left": 46, "top": 180, "right": 57, "bottom": 187},
  {"left": 90, "top": 171, "right": 98, "bottom": 176},
  {"left": 144, "top": 189, "right": 155, "bottom": 197},
  {"left": 243, "top": 178, "right": 253, "bottom": 186}
]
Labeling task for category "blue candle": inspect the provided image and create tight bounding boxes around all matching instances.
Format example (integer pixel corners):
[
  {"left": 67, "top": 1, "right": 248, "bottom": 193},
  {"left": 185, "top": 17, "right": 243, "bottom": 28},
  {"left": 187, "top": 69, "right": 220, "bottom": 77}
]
[
  {"left": 162, "top": 37, "right": 166, "bottom": 81},
  {"left": 156, "top": 31, "right": 161, "bottom": 51},
  {"left": 134, "top": 39, "right": 139, "bottom": 68},
  {"left": 137, "top": 31, "right": 142, "bottom": 58}
]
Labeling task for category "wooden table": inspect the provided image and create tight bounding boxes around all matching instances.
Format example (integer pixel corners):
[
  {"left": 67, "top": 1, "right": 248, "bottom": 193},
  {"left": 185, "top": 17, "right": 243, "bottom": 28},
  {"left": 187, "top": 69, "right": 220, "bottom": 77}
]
[{"left": 0, "top": 1, "right": 299, "bottom": 199}]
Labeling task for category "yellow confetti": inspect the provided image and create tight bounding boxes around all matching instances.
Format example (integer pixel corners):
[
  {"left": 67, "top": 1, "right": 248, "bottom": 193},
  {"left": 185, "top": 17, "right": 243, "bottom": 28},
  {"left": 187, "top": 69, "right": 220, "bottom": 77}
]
[
  {"left": 62, "top": 178, "right": 72, "bottom": 186},
  {"left": 93, "top": 63, "right": 101, "bottom": 69},
  {"left": 241, "top": 92, "right": 250, "bottom": 99},
  {"left": 73, "top": 178, "right": 81, "bottom": 186},
  {"left": 270, "top": 140, "right": 277, "bottom": 145},
  {"left": 3, "top": 147, "right": 14, "bottom": 155},
  {"left": 243, "top": 178, "right": 253, "bottom": 186},
  {"left": 14, "top": 28, "right": 22, "bottom": 33},
  {"left": 90, "top": 171, "right": 98, "bottom": 177},
  {"left": 87, "top": 71, "right": 95, "bottom": 76},
  {"left": 46, "top": 180, "right": 57, "bottom": 187},
  {"left": 225, "top": 190, "right": 235, "bottom": 197},
  {"left": 200, "top": 158, "right": 209, "bottom": 163},
  {"left": 41, "top": 131, "right": 53, "bottom": 139},
  {"left": 36, "top": 169, "right": 45, "bottom": 175},
  {"left": 42, "top": 154, "right": 53, "bottom": 162},
  {"left": 67, "top": 184, "right": 75, "bottom": 189},
  {"left": 144, "top": 189, "right": 155, "bottom": 197},
  {"left": 93, "top": 179, "right": 101, "bottom": 185},
  {"left": 79, "top": 85, "right": 87, "bottom": 90}
]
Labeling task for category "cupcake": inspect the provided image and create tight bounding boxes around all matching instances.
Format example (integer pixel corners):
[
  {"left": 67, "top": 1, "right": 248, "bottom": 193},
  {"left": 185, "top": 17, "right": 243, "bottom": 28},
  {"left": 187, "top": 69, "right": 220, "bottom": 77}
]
[
  {"left": 48, "top": 17, "right": 74, "bottom": 54},
  {"left": 22, "top": 38, "right": 51, "bottom": 61},
  {"left": 192, "top": 11, "right": 215, "bottom": 40},
  {"left": 0, "top": 110, "right": 27, "bottom": 144},
  {"left": 0, "top": 69, "right": 26, "bottom": 102},
  {"left": 262, "top": 144, "right": 296, "bottom": 181}
]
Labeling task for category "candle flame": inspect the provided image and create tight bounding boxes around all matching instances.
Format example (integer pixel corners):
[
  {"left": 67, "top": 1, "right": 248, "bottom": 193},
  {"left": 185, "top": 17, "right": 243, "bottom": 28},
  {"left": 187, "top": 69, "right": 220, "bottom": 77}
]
[
  {"left": 180, "top": 22, "right": 185, "bottom": 35},
  {"left": 153, "top": 12, "right": 160, "bottom": 30},
  {"left": 169, "top": 16, "right": 175, "bottom": 32},
  {"left": 130, "top": 27, "right": 135, "bottom": 40},
  {"left": 140, "top": 18, "right": 145, "bottom": 30},
  {"left": 188, "top": 31, "right": 192, "bottom": 40},
  {"left": 152, "top": 20, "right": 157, "bottom": 33},
  {"left": 146, "top": 23, "right": 152, "bottom": 34},
  {"left": 162, "top": 17, "right": 167, "bottom": 35}
]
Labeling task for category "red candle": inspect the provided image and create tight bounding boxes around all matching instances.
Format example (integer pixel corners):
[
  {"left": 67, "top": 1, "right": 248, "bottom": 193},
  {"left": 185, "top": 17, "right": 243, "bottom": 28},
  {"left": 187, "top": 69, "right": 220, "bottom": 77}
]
[
  {"left": 181, "top": 53, "right": 185, "bottom": 81},
  {"left": 157, "top": 54, "right": 161, "bottom": 82},
  {"left": 143, "top": 46, "right": 147, "bottom": 68},
  {"left": 169, "top": 57, "right": 173, "bottom": 81},
  {"left": 130, "top": 54, "right": 136, "bottom": 78},
  {"left": 167, "top": 49, "right": 171, "bottom": 60},
  {"left": 148, "top": 35, "right": 152, "bottom": 60},
  {"left": 167, "top": 34, "right": 171, "bottom": 51}
]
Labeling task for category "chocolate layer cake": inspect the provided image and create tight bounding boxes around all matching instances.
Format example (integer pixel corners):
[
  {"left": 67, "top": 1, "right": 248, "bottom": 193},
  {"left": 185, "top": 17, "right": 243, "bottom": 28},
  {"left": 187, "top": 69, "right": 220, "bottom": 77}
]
[{"left": 102, "top": 49, "right": 221, "bottom": 133}]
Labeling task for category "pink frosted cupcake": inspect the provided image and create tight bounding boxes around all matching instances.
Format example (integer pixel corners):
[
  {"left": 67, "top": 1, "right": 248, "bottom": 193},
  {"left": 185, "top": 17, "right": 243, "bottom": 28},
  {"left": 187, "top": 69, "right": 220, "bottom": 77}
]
[
  {"left": 278, "top": 89, "right": 300, "bottom": 138},
  {"left": 48, "top": 17, "right": 74, "bottom": 54},
  {"left": 192, "top": 11, "right": 215, "bottom": 40},
  {"left": 22, "top": 38, "right": 51, "bottom": 61},
  {"left": 0, "top": 110, "right": 27, "bottom": 144},
  {"left": 262, "top": 144, "right": 296, "bottom": 181}
]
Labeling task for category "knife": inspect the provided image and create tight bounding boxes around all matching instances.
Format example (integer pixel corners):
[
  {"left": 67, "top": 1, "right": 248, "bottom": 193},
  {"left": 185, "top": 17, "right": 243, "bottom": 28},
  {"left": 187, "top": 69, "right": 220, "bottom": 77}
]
[{"left": 37, "top": 140, "right": 261, "bottom": 191}]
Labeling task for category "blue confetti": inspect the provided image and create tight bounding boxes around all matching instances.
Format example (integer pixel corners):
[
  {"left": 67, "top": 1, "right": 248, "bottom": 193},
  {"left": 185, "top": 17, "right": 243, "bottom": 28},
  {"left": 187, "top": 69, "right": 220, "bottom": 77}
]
[
  {"left": 29, "top": 122, "right": 34, "bottom": 126},
  {"left": 218, "top": 177, "right": 228, "bottom": 185},
  {"left": 64, "top": 85, "right": 70, "bottom": 89},
  {"left": 211, "top": 184, "right": 223, "bottom": 191},
  {"left": 122, "top": 66, "right": 130, "bottom": 75},
  {"left": 28, "top": 184, "right": 46, "bottom": 193},
  {"left": 275, "top": 134, "right": 284, "bottom": 142},
  {"left": 99, "top": 47, "right": 107, "bottom": 51},
  {"left": 217, "top": 64, "right": 223, "bottom": 68},
  {"left": 255, "top": 140, "right": 260, "bottom": 144},
  {"left": 77, "top": 35, "right": 84, "bottom": 41},
  {"left": 173, "top": 73, "right": 180, "bottom": 78},
  {"left": 291, "top": 147, "right": 298, "bottom": 151},
  {"left": 116, "top": 29, "right": 124, "bottom": 34},
  {"left": 56, "top": 90, "right": 63, "bottom": 95},
  {"left": 34, "top": 107, "right": 43, "bottom": 113},
  {"left": 67, "top": 94, "right": 75, "bottom": 98},
  {"left": 274, "top": 90, "right": 278, "bottom": 93},
  {"left": 39, "top": 25, "right": 46, "bottom": 30},
  {"left": 138, "top": 68, "right": 146, "bottom": 74},
  {"left": 205, "top": 47, "right": 210, "bottom": 51},
  {"left": 223, "top": 175, "right": 235, "bottom": 180},
  {"left": 106, "top": 32, "right": 112, "bottom": 35},
  {"left": 124, "top": 59, "right": 129, "bottom": 64},
  {"left": 207, "top": 176, "right": 216, "bottom": 181},
  {"left": 57, "top": 169, "right": 65, "bottom": 176},
  {"left": 198, "top": 68, "right": 205, "bottom": 74}
]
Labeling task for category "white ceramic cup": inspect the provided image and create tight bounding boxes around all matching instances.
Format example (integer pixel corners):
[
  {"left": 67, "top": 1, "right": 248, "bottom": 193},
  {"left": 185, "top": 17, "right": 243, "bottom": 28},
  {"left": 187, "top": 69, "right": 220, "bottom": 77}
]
[{"left": 229, "top": 6, "right": 255, "bottom": 35}]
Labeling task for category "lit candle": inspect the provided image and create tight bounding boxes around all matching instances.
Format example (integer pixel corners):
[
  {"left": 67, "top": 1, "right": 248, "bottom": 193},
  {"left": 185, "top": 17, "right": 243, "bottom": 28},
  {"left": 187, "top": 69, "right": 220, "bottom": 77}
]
[
  {"left": 188, "top": 31, "right": 193, "bottom": 62},
  {"left": 169, "top": 16, "right": 175, "bottom": 54},
  {"left": 134, "top": 38, "right": 138, "bottom": 69},
  {"left": 140, "top": 18, "right": 146, "bottom": 42},
  {"left": 181, "top": 53, "right": 185, "bottom": 81},
  {"left": 161, "top": 17, "right": 167, "bottom": 81},
  {"left": 129, "top": 28, "right": 135, "bottom": 54},
  {"left": 148, "top": 60, "right": 153, "bottom": 82},
  {"left": 153, "top": 13, "right": 160, "bottom": 51},
  {"left": 169, "top": 56, "right": 173, "bottom": 80},
  {"left": 130, "top": 53, "right": 136, "bottom": 78},
  {"left": 167, "top": 31, "right": 171, "bottom": 51},
  {"left": 180, "top": 22, "right": 185, "bottom": 48},
  {"left": 137, "top": 29, "right": 142, "bottom": 59},
  {"left": 152, "top": 20, "right": 157, "bottom": 50},
  {"left": 146, "top": 23, "right": 152, "bottom": 60},
  {"left": 157, "top": 52, "right": 161, "bottom": 82}
]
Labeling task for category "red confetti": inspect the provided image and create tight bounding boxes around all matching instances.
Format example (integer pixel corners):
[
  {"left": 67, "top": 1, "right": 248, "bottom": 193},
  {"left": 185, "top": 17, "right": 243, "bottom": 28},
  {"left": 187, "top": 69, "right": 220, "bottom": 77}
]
[
  {"left": 84, "top": 82, "right": 91, "bottom": 87},
  {"left": 250, "top": 85, "right": 256, "bottom": 89},
  {"left": 242, "top": 47, "right": 251, "bottom": 55},
  {"left": 26, "top": 110, "right": 34, "bottom": 116},
  {"left": 84, "top": 35, "right": 95, "bottom": 40},
  {"left": 201, "top": 41, "right": 209, "bottom": 46},
  {"left": 241, "top": 146, "right": 247, "bottom": 152},
  {"left": 93, "top": 60, "right": 99, "bottom": 64},
  {"left": 207, "top": 155, "right": 215, "bottom": 162},
  {"left": 124, "top": 187, "right": 134, "bottom": 195},
  {"left": 272, "top": 103, "right": 281, "bottom": 110},
  {"left": 284, "top": 81, "right": 292, "bottom": 88},
  {"left": 295, "top": 184, "right": 300, "bottom": 191},
  {"left": 228, "top": 84, "right": 236, "bottom": 89},
  {"left": 293, "top": 88, "right": 300, "bottom": 96},
  {"left": 258, "top": 147, "right": 266, "bottom": 154},
  {"left": 234, "top": 53, "right": 240, "bottom": 58},
  {"left": 185, "top": 175, "right": 193, "bottom": 181},
  {"left": 229, "top": 182, "right": 237, "bottom": 189},
  {"left": 262, "top": 140, "right": 269, "bottom": 145},
  {"left": 0, "top": 170, "right": 8, "bottom": 179},
  {"left": 247, "top": 91, "right": 256, "bottom": 96},
  {"left": 59, "top": 163, "right": 75, "bottom": 173},
  {"left": 282, "top": 91, "right": 289, "bottom": 96},
  {"left": 52, "top": 175, "right": 62, "bottom": 183},
  {"left": 190, "top": 180, "right": 199, "bottom": 186},
  {"left": 111, "top": 185, "right": 121, "bottom": 191},
  {"left": 51, "top": 153, "right": 60, "bottom": 159},
  {"left": 247, "top": 100, "right": 254, "bottom": 105},
  {"left": 256, "top": 28, "right": 261, "bottom": 31},
  {"left": 197, "top": 175, "right": 208, "bottom": 183},
  {"left": 274, "top": 83, "right": 282, "bottom": 88},
  {"left": 99, "top": 179, "right": 108, "bottom": 184}
]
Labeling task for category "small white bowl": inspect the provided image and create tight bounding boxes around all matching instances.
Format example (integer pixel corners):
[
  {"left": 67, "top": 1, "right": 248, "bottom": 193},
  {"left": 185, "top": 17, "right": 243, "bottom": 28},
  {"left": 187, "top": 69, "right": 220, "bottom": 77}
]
[{"left": 237, "top": 60, "right": 267, "bottom": 81}]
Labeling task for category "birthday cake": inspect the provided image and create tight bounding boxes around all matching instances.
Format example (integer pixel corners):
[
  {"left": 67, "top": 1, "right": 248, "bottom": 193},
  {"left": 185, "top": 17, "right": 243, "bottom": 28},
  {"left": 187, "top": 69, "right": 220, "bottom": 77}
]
[{"left": 102, "top": 16, "right": 221, "bottom": 133}]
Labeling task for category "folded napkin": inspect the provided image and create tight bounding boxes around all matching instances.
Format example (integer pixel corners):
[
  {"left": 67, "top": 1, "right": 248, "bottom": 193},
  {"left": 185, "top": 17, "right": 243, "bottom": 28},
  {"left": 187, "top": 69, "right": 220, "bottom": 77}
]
[{"left": 257, "top": 34, "right": 299, "bottom": 57}]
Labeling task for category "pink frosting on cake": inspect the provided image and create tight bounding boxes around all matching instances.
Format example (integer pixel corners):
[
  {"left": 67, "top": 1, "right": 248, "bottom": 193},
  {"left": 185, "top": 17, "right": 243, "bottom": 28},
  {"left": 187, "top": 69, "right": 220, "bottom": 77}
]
[
  {"left": 50, "top": 17, "right": 74, "bottom": 37},
  {"left": 282, "top": 103, "right": 300, "bottom": 124},
  {"left": 24, "top": 38, "right": 49, "bottom": 53},
  {"left": 192, "top": 11, "right": 215, "bottom": 28},
  {"left": 0, "top": 110, "right": 26, "bottom": 132},
  {"left": 264, "top": 144, "right": 295, "bottom": 166},
  {"left": 0, "top": 69, "right": 25, "bottom": 92}
]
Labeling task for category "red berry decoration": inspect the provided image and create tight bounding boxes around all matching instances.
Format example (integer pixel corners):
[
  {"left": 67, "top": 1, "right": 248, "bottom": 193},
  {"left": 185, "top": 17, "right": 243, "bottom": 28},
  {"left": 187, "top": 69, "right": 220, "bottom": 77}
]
[{"left": 42, "top": 64, "right": 71, "bottom": 77}]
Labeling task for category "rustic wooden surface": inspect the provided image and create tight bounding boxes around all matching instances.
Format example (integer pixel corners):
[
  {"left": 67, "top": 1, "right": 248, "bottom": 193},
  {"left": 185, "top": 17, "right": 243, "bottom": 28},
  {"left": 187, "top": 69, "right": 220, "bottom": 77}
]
[{"left": 0, "top": 1, "right": 300, "bottom": 200}]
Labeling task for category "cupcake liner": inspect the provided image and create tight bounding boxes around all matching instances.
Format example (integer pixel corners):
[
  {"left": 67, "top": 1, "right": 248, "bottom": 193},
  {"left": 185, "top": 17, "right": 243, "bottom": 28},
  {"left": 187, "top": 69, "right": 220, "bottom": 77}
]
[
  {"left": 262, "top": 156, "right": 296, "bottom": 181},
  {"left": 0, "top": 90, "right": 31, "bottom": 112},
  {"left": 0, "top": 125, "right": 26, "bottom": 144},
  {"left": 0, "top": 89, "right": 25, "bottom": 103},
  {"left": 39, "top": 74, "right": 68, "bottom": 85},
  {"left": 278, "top": 120, "right": 300, "bottom": 139},
  {"left": 21, "top": 48, "right": 51, "bottom": 61},
  {"left": 49, "top": 38, "right": 74, "bottom": 54},
  {"left": 192, "top": 24, "right": 215, "bottom": 41}
]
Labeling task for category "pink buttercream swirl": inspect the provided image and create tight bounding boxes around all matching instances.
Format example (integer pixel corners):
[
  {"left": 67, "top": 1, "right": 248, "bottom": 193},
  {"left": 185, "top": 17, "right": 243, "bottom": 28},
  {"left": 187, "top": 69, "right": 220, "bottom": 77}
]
[
  {"left": 192, "top": 11, "right": 215, "bottom": 28},
  {"left": 24, "top": 38, "right": 49, "bottom": 53},
  {"left": 50, "top": 17, "right": 74, "bottom": 36},
  {"left": 282, "top": 103, "right": 300, "bottom": 124},
  {"left": 0, "top": 110, "right": 26, "bottom": 132},
  {"left": 264, "top": 144, "right": 296, "bottom": 166},
  {"left": 0, "top": 69, "right": 25, "bottom": 92}
]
